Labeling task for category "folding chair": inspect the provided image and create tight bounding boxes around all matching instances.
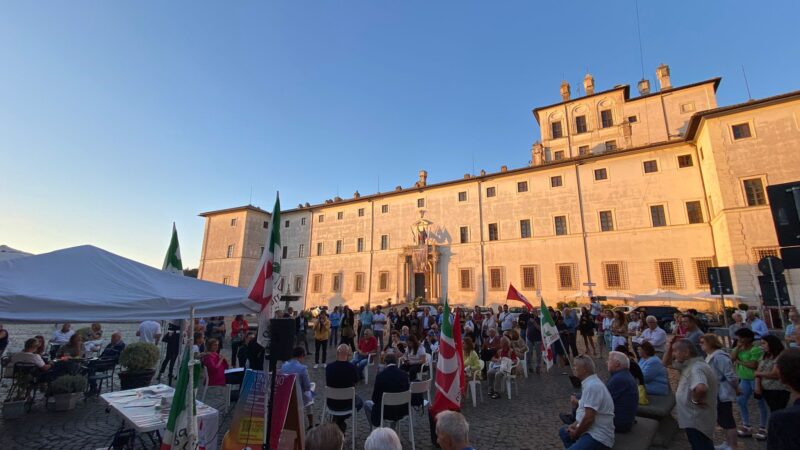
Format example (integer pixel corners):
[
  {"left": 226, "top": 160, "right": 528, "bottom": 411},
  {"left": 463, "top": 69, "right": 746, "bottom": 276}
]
[
  {"left": 505, "top": 361, "right": 520, "bottom": 400},
  {"left": 86, "top": 358, "right": 118, "bottom": 397},
  {"left": 410, "top": 379, "right": 431, "bottom": 412},
  {"left": 200, "top": 366, "right": 231, "bottom": 410},
  {"left": 321, "top": 386, "right": 357, "bottom": 450},
  {"left": 466, "top": 360, "right": 484, "bottom": 407},
  {"left": 520, "top": 351, "right": 529, "bottom": 378},
  {"left": 417, "top": 353, "right": 433, "bottom": 381},
  {"left": 362, "top": 353, "right": 377, "bottom": 385},
  {"left": 379, "top": 390, "right": 415, "bottom": 450}
]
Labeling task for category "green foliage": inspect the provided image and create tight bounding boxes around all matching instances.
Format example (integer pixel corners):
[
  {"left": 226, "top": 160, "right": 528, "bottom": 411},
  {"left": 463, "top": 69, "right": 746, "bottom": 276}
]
[
  {"left": 48, "top": 375, "right": 87, "bottom": 395},
  {"left": 567, "top": 301, "right": 578, "bottom": 308},
  {"left": 556, "top": 302, "right": 568, "bottom": 310},
  {"left": 737, "top": 303, "right": 749, "bottom": 311},
  {"left": 119, "top": 342, "right": 159, "bottom": 372}
]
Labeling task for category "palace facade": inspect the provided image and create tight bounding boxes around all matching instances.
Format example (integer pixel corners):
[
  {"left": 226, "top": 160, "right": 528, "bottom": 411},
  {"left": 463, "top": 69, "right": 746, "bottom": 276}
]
[{"left": 197, "top": 65, "right": 800, "bottom": 310}]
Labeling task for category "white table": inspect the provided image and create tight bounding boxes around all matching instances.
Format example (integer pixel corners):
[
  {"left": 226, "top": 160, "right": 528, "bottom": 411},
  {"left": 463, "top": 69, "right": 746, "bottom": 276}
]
[{"left": 101, "top": 384, "right": 219, "bottom": 450}]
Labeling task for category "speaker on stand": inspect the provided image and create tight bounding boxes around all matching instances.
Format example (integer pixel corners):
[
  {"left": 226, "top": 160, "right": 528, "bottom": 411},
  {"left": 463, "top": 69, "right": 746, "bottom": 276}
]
[{"left": 264, "top": 318, "right": 296, "bottom": 450}]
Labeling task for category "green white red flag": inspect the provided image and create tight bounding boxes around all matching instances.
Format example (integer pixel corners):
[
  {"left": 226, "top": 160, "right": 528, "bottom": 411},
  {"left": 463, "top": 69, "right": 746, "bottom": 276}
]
[
  {"left": 162, "top": 223, "right": 184, "bottom": 275},
  {"left": 540, "top": 299, "right": 559, "bottom": 371},
  {"left": 430, "top": 300, "right": 464, "bottom": 417},
  {"left": 160, "top": 333, "right": 198, "bottom": 449},
  {"left": 243, "top": 194, "right": 282, "bottom": 347}
]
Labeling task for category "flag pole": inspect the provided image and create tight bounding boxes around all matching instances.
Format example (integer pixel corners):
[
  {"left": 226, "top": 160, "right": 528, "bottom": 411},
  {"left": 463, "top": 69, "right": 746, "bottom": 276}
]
[{"left": 187, "top": 307, "right": 197, "bottom": 447}]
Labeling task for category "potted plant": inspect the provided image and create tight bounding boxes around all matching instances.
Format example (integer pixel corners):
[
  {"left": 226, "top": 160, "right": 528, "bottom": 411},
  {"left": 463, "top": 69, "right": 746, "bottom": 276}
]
[
  {"left": 3, "top": 370, "right": 35, "bottom": 419},
  {"left": 48, "top": 375, "right": 87, "bottom": 411},
  {"left": 118, "top": 342, "right": 159, "bottom": 390}
]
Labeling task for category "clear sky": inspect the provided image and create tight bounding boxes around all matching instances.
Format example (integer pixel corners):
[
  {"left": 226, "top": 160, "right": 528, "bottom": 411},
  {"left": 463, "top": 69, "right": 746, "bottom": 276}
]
[{"left": 1, "top": 1, "right": 798, "bottom": 269}]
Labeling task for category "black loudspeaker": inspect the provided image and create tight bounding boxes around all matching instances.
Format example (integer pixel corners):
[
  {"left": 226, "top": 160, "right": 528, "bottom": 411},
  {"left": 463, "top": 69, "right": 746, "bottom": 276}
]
[
  {"left": 767, "top": 182, "right": 800, "bottom": 247},
  {"left": 758, "top": 274, "right": 791, "bottom": 307},
  {"left": 269, "top": 318, "right": 296, "bottom": 361}
]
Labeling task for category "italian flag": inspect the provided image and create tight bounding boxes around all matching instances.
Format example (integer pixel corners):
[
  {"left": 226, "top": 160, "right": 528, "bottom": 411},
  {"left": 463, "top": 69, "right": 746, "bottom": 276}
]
[
  {"left": 160, "top": 343, "right": 199, "bottom": 450},
  {"left": 244, "top": 194, "right": 282, "bottom": 347},
  {"left": 430, "top": 300, "right": 465, "bottom": 417},
  {"left": 162, "top": 223, "right": 183, "bottom": 274},
  {"left": 540, "top": 299, "right": 560, "bottom": 371}
]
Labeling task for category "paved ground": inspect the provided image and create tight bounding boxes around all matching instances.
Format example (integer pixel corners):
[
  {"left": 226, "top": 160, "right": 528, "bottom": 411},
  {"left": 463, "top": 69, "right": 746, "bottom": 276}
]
[{"left": 0, "top": 324, "right": 774, "bottom": 449}]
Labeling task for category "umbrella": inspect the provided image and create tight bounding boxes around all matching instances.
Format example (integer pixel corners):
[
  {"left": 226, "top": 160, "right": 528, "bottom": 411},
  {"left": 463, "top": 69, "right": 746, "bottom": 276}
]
[
  {"left": 565, "top": 290, "right": 591, "bottom": 299},
  {"left": 602, "top": 290, "right": 636, "bottom": 300},
  {"left": 690, "top": 291, "right": 746, "bottom": 300},
  {"left": 636, "top": 289, "right": 693, "bottom": 300}
]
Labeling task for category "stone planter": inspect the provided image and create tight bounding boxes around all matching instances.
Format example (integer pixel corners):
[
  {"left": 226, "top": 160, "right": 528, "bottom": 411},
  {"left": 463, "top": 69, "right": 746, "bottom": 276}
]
[
  {"left": 53, "top": 392, "right": 82, "bottom": 411},
  {"left": 2, "top": 400, "right": 27, "bottom": 419},
  {"left": 119, "top": 369, "right": 155, "bottom": 390}
]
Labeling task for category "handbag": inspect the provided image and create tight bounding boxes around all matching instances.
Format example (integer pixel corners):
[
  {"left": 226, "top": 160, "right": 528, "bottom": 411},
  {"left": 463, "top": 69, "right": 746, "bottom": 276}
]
[{"left": 638, "top": 384, "right": 650, "bottom": 405}]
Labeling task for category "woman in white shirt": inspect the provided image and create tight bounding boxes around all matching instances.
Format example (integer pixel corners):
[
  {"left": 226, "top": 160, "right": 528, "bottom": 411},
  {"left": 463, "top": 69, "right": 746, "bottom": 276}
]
[{"left": 400, "top": 335, "right": 427, "bottom": 380}]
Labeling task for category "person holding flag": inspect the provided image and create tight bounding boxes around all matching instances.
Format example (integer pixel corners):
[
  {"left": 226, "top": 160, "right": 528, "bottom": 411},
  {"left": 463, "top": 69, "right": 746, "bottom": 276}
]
[
  {"left": 427, "top": 299, "right": 465, "bottom": 446},
  {"left": 161, "top": 312, "right": 199, "bottom": 450},
  {"left": 159, "top": 223, "right": 184, "bottom": 385},
  {"left": 540, "top": 299, "right": 561, "bottom": 372}
]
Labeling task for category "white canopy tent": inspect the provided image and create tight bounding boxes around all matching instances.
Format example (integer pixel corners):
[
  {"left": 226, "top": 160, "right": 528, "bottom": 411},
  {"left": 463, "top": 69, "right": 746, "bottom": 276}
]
[
  {"left": 0, "top": 245, "right": 32, "bottom": 262},
  {"left": 0, "top": 245, "right": 253, "bottom": 323}
]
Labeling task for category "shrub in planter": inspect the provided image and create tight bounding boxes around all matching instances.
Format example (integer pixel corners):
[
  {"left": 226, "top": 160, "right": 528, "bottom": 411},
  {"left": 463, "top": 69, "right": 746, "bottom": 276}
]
[
  {"left": 48, "top": 375, "right": 87, "bottom": 411},
  {"left": 118, "top": 342, "right": 159, "bottom": 389}
]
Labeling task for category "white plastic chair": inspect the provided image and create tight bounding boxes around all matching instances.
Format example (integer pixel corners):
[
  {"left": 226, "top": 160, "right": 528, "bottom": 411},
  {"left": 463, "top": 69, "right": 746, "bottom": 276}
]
[
  {"left": 417, "top": 353, "right": 433, "bottom": 381},
  {"left": 321, "top": 386, "right": 356, "bottom": 450},
  {"left": 200, "top": 366, "right": 231, "bottom": 410},
  {"left": 466, "top": 360, "right": 484, "bottom": 407},
  {"left": 410, "top": 379, "right": 431, "bottom": 411},
  {"left": 362, "top": 353, "right": 377, "bottom": 385},
  {"left": 379, "top": 390, "right": 415, "bottom": 450},
  {"left": 505, "top": 362, "right": 520, "bottom": 400},
  {"left": 520, "top": 351, "right": 529, "bottom": 378}
]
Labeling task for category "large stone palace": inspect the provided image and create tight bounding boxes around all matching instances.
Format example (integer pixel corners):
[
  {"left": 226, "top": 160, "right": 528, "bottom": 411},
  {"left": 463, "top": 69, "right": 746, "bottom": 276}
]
[{"left": 197, "top": 65, "right": 800, "bottom": 311}]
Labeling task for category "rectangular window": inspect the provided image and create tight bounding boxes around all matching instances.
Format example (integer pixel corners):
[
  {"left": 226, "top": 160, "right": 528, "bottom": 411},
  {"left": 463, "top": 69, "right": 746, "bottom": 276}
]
[
  {"left": 732, "top": 123, "right": 752, "bottom": 140},
  {"left": 550, "top": 175, "right": 563, "bottom": 188},
  {"left": 488, "top": 223, "right": 499, "bottom": 241},
  {"left": 486, "top": 187, "right": 496, "bottom": 198},
  {"left": 594, "top": 168, "right": 608, "bottom": 181},
  {"left": 378, "top": 271, "right": 389, "bottom": 291},
  {"left": 263, "top": 220, "right": 269, "bottom": 229},
  {"left": 554, "top": 216, "right": 568, "bottom": 236},
  {"left": 458, "top": 191, "right": 467, "bottom": 202},
  {"left": 599, "top": 211, "right": 614, "bottom": 231},
  {"left": 332, "top": 274, "right": 341, "bottom": 292},
  {"left": 355, "top": 272, "right": 365, "bottom": 292},
  {"left": 284, "top": 220, "right": 290, "bottom": 228},
  {"left": 335, "top": 240, "right": 342, "bottom": 254},
  {"left": 556, "top": 264, "right": 576, "bottom": 290},
  {"left": 627, "top": 115, "right": 638, "bottom": 123},
  {"left": 650, "top": 205, "right": 667, "bottom": 227},
  {"left": 301, "top": 217, "right": 306, "bottom": 226},
  {"left": 312, "top": 274, "right": 322, "bottom": 293},
  {"left": 489, "top": 267, "right": 504, "bottom": 290},
  {"left": 316, "top": 242, "right": 323, "bottom": 256},
  {"left": 655, "top": 259, "right": 684, "bottom": 289},
  {"left": 517, "top": 181, "right": 528, "bottom": 193},
  {"left": 298, "top": 244, "right": 305, "bottom": 258},
  {"left": 227, "top": 244, "right": 234, "bottom": 258},
  {"left": 357, "top": 237, "right": 364, "bottom": 252},
  {"left": 417, "top": 198, "right": 425, "bottom": 208},
  {"left": 459, "top": 226, "right": 469, "bottom": 244},
  {"left": 554, "top": 150, "right": 565, "bottom": 161},
  {"left": 686, "top": 201, "right": 703, "bottom": 224},
  {"left": 282, "top": 246, "right": 288, "bottom": 259},
  {"left": 520, "top": 219, "right": 532, "bottom": 238},
  {"left": 643, "top": 160, "right": 659, "bottom": 173},
  {"left": 694, "top": 258, "right": 713, "bottom": 288},
  {"left": 380, "top": 234, "right": 389, "bottom": 250},
  {"left": 230, "top": 218, "right": 237, "bottom": 227},
  {"left": 680, "top": 102, "right": 695, "bottom": 113},
  {"left": 337, "top": 212, "right": 343, "bottom": 220},
  {"left": 293, "top": 276, "right": 302, "bottom": 293},
  {"left": 678, "top": 154, "right": 693, "bottom": 168},
  {"left": 220, "top": 276, "right": 229, "bottom": 286},
  {"left": 575, "top": 115, "right": 587, "bottom": 134},
  {"left": 551, "top": 121, "right": 563, "bottom": 139},
  {"left": 318, "top": 215, "right": 324, "bottom": 223},
  {"left": 578, "top": 145, "right": 590, "bottom": 156},
  {"left": 603, "top": 262, "right": 625, "bottom": 289},
  {"left": 381, "top": 204, "right": 389, "bottom": 214},
  {"left": 743, "top": 178, "right": 766, "bottom": 206},
  {"left": 600, "top": 109, "right": 613, "bottom": 128},
  {"left": 604, "top": 140, "right": 617, "bottom": 151},
  {"left": 459, "top": 269, "right": 472, "bottom": 290},
  {"left": 358, "top": 208, "right": 365, "bottom": 217},
  {"left": 521, "top": 265, "right": 539, "bottom": 290},
  {"left": 753, "top": 247, "right": 779, "bottom": 263}
]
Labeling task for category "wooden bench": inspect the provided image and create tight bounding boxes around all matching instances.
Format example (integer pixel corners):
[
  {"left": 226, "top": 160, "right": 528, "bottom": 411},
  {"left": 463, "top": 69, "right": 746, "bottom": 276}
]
[
  {"left": 612, "top": 417, "right": 659, "bottom": 450},
  {"left": 636, "top": 394, "right": 679, "bottom": 449}
]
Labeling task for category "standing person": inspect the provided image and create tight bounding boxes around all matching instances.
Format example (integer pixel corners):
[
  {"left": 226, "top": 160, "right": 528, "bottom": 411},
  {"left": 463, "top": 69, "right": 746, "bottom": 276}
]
[
  {"left": 637, "top": 315, "right": 668, "bottom": 357},
  {"left": 701, "top": 334, "right": 739, "bottom": 450},
  {"left": 527, "top": 308, "right": 543, "bottom": 374},
  {"left": 472, "top": 306, "right": 484, "bottom": 347},
  {"left": 237, "top": 332, "right": 255, "bottom": 368},
  {"left": 230, "top": 315, "right": 249, "bottom": 367},
  {"left": 296, "top": 311, "right": 311, "bottom": 355},
  {"left": 518, "top": 307, "right": 531, "bottom": 336},
  {"left": 766, "top": 348, "right": 800, "bottom": 450},
  {"left": 563, "top": 308, "right": 579, "bottom": 358},
  {"left": 499, "top": 304, "right": 514, "bottom": 333},
  {"left": 754, "top": 334, "right": 791, "bottom": 440},
  {"left": 0, "top": 324, "right": 9, "bottom": 357},
  {"left": 313, "top": 312, "right": 331, "bottom": 369},
  {"left": 340, "top": 307, "right": 356, "bottom": 352},
  {"left": 421, "top": 308, "right": 434, "bottom": 336},
  {"left": 784, "top": 310, "right": 798, "bottom": 349},
  {"left": 589, "top": 298, "right": 602, "bottom": 324},
  {"left": 372, "top": 306, "right": 387, "bottom": 350},
  {"left": 359, "top": 306, "right": 373, "bottom": 337},
  {"left": 663, "top": 338, "right": 719, "bottom": 450},
  {"left": 559, "top": 355, "right": 615, "bottom": 449},
  {"left": 205, "top": 316, "right": 226, "bottom": 343},
  {"left": 681, "top": 314, "right": 706, "bottom": 357},
  {"left": 600, "top": 310, "right": 613, "bottom": 354},
  {"left": 747, "top": 311, "right": 769, "bottom": 340},
  {"left": 157, "top": 321, "right": 181, "bottom": 384},
  {"left": 731, "top": 327, "right": 767, "bottom": 439},
  {"left": 136, "top": 320, "right": 162, "bottom": 344},
  {"left": 328, "top": 306, "right": 342, "bottom": 348},
  {"left": 728, "top": 312, "right": 750, "bottom": 348},
  {"left": 578, "top": 307, "right": 597, "bottom": 356},
  {"left": 50, "top": 323, "right": 75, "bottom": 345},
  {"left": 611, "top": 311, "right": 628, "bottom": 352}
]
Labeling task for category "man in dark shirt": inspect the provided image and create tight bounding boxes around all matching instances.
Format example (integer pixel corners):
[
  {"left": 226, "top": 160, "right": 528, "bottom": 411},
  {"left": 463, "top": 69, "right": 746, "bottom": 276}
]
[
  {"left": 606, "top": 350, "right": 638, "bottom": 432},
  {"left": 325, "top": 344, "right": 363, "bottom": 432},
  {"left": 767, "top": 348, "right": 800, "bottom": 450},
  {"left": 364, "top": 352, "right": 410, "bottom": 427}
]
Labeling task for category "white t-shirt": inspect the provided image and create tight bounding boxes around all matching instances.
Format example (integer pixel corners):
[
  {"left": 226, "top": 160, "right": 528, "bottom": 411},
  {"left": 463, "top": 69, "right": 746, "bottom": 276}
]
[
  {"left": 51, "top": 329, "right": 75, "bottom": 345},
  {"left": 138, "top": 321, "right": 162, "bottom": 343},
  {"left": 500, "top": 312, "right": 514, "bottom": 331},
  {"left": 8, "top": 352, "right": 46, "bottom": 376},
  {"left": 576, "top": 374, "right": 615, "bottom": 448},
  {"left": 407, "top": 344, "right": 427, "bottom": 365},
  {"left": 372, "top": 313, "right": 387, "bottom": 332}
]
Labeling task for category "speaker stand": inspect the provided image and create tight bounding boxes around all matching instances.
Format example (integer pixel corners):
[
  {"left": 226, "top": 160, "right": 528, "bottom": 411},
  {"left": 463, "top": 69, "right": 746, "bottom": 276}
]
[{"left": 263, "top": 353, "right": 277, "bottom": 450}]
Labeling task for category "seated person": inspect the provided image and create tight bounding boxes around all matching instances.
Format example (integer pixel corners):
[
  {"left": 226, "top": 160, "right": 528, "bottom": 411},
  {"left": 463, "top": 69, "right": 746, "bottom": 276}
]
[
  {"left": 637, "top": 341, "right": 669, "bottom": 396},
  {"left": 56, "top": 334, "right": 84, "bottom": 359},
  {"left": 364, "top": 353, "right": 410, "bottom": 427},
  {"left": 424, "top": 331, "right": 439, "bottom": 354},
  {"left": 281, "top": 346, "right": 315, "bottom": 428},
  {"left": 83, "top": 330, "right": 104, "bottom": 355},
  {"left": 383, "top": 330, "right": 402, "bottom": 353},
  {"left": 9, "top": 338, "right": 53, "bottom": 377},
  {"left": 463, "top": 337, "right": 482, "bottom": 380},
  {"left": 615, "top": 345, "right": 645, "bottom": 385},
  {"left": 33, "top": 335, "right": 46, "bottom": 359},
  {"left": 481, "top": 328, "right": 502, "bottom": 377},
  {"left": 399, "top": 326, "right": 410, "bottom": 342},
  {"left": 508, "top": 329, "right": 528, "bottom": 376},
  {"left": 201, "top": 338, "right": 229, "bottom": 386},
  {"left": 606, "top": 350, "right": 639, "bottom": 433},
  {"left": 99, "top": 332, "right": 126, "bottom": 359},
  {"left": 487, "top": 336, "right": 517, "bottom": 399},
  {"left": 560, "top": 355, "right": 615, "bottom": 449},
  {"left": 400, "top": 335, "right": 427, "bottom": 380},
  {"left": 325, "top": 344, "right": 363, "bottom": 433},
  {"left": 351, "top": 329, "right": 378, "bottom": 377}
]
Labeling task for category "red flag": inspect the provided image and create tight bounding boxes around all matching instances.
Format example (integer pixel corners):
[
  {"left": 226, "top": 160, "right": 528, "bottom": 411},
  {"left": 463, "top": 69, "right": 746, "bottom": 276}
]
[{"left": 506, "top": 284, "right": 533, "bottom": 311}]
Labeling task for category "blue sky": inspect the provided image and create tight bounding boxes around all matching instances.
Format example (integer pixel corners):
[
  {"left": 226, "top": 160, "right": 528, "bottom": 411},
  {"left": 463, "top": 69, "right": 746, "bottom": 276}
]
[{"left": 1, "top": 1, "right": 798, "bottom": 268}]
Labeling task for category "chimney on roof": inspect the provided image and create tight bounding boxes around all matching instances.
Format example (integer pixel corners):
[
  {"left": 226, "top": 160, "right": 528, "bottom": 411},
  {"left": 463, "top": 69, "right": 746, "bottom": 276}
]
[
  {"left": 417, "top": 170, "right": 428, "bottom": 187},
  {"left": 500, "top": 165, "right": 508, "bottom": 172},
  {"left": 531, "top": 142, "right": 544, "bottom": 166},
  {"left": 479, "top": 169, "right": 486, "bottom": 176},
  {"left": 304, "top": 202, "right": 310, "bottom": 207},
  {"left": 353, "top": 191, "right": 360, "bottom": 199},
  {"left": 656, "top": 64, "right": 671, "bottom": 91},
  {"left": 560, "top": 80, "right": 571, "bottom": 101},
  {"left": 583, "top": 73, "right": 595, "bottom": 96},
  {"left": 637, "top": 78, "right": 651, "bottom": 95}
]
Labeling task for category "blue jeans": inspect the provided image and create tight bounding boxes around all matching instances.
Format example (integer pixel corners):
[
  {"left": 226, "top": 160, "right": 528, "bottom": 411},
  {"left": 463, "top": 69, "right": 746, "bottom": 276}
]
[
  {"left": 684, "top": 428, "right": 714, "bottom": 450},
  {"left": 351, "top": 353, "right": 370, "bottom": 374},
  {"left": 374, "top": 330, "right": 384, "bottom": 350},
  {"left": 329, "top": 327, "right": 339, "bottom": 347},
  {"left": 737, "top": 379, "right": 768, "bottom": 427},
  {"left": 558, "top": 427, "right": 608, "bottom": 450},
  {"left": 527, "top": 338, "right": 542, "bottom": 370}
]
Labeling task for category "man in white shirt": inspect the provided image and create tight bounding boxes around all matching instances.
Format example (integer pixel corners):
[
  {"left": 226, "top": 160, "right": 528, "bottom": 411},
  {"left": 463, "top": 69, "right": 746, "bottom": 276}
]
[
  {"left": 636, "top": 315, "right": 668, "bottom": 356},
  {"left": 9, "top": 338, "right": 52, "bottom": 377},
  {"left": 560, "top": 355, "right": 615, "bottom": 449},
  {"left": 372, "top": 306, "right": 387, "bottom": 350},
  {"left": 50, "top": 323, "right": 74, "bottom": 345},
  {"left": 499, "top": 305, "right": 514, "bottom": 332},
  {"left": 746, "top": 311, "right": 769, "bottom": 339},
  {"left": 137, "top": 320, "right": 162, "bottom": 344}
]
